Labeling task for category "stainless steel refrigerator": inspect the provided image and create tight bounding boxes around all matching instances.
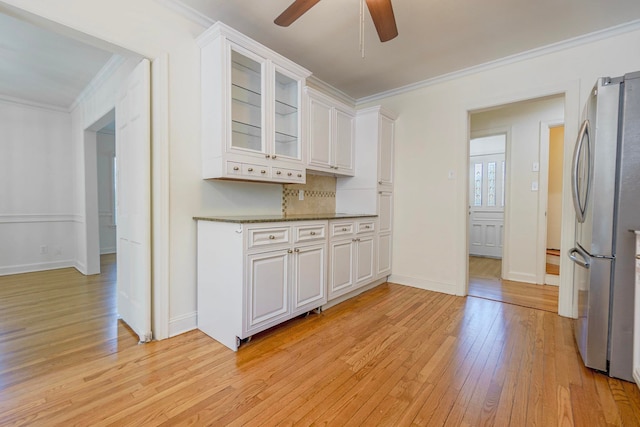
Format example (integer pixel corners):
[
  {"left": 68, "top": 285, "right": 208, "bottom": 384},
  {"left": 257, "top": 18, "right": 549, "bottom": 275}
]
[{"left": 569, "top": 71, "right": 640, "bottom": 382}]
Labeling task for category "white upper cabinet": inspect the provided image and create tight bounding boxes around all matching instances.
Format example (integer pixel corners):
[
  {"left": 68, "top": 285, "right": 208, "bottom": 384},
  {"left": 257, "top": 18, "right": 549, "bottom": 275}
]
[
  {"left": 378, "top": 114, "right": 395, "bottom": 188},
  {"left": 305, "top": 87, "right": 355, "bottom": 176},
  {"left": 198, "top": 23, "right": 311, "bottom": 183}
]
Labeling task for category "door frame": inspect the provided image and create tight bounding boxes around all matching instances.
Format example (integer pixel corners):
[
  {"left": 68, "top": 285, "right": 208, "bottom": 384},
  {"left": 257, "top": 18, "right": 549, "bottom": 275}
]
[
  {"left": 537, "top": 119, "right": 564, "bottom": 285},
  {"left": 82, "top": 54, "right": 171, "bottom": 341},
  {"left": 468, "top": 127, "right": 511, "bottom": 280}
]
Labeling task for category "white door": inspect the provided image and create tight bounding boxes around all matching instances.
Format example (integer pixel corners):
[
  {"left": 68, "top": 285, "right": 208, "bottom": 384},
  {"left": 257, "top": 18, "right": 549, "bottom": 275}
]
[
  {"left": 116, "top": 59, "right": 152, "bottom": 342},
  {"left": 307, "top": 95, "right": 332, "bottom": 168},
  {"left": 246, "top": 250, "right": 290, "bottom": 332},
  {"left": 355, "top": 235, "right": 375, "bottom": 286},
  {"left": 469, "top": 153, "right": 505, "bottom": 258},
  {"left": 377, "top": 115, "right": 394, "bottom": 186},
  {"left": 329, "top": 239, "right": 354, "bottom": 298},
  {"left": 334, "top": 107, "right": 354, "bottom": 172},
  {"left": 292, "top": 244, "right": 326, "bottom": 313}
]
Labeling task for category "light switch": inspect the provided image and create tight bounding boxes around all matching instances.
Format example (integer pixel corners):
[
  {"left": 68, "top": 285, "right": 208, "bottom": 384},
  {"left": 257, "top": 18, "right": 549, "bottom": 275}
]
[
  {"left": 531, "top": 181, "right": 539, "bottom": 191},
  {"left": 448, "top": 170, "right": 456, "bottom": 180},
  {"left": 532, "top": 162, "right": 539, "bottom": 172}
]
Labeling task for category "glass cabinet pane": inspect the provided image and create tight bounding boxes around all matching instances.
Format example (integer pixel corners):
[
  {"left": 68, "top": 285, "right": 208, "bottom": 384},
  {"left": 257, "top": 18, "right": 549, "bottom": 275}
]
[
  {"left": 231, "top": 50, "right": 263, "bottom": 152},
  {"left": 274, "top": 70, "right": 299, "bottom": 159}
]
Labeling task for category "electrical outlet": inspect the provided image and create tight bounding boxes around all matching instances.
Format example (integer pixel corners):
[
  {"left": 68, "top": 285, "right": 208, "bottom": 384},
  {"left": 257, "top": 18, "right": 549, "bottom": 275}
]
[
  {"left": 532, "top": 162, "right": 539, "bottom": 172},
  {"left": 531, "top": 181, "right": 539, "bottom": 191},
  {"left": 298, "top": 190, "right": 304, "bottom": 201}
]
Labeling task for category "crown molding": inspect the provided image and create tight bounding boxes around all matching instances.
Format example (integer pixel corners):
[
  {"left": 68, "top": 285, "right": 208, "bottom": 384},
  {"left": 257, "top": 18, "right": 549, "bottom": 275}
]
[
  {"left": 306, "top": 76, "right": 356, "bottom": 108},
  {"left": 356, "top": 19, "right": 640, "bottom": 105},
  {"left": 69, "top": 54, "right": 126, "bottom": 112},
  {"left": 155, "top": 0, "right": 214, "bottom": 29},
  {"left": 0, "top": 93, "right": 69, "bottom": 113}
]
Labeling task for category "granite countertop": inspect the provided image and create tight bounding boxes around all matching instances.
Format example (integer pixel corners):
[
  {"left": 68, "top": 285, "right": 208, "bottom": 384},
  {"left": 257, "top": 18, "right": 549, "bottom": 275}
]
[{"left": 193, "top": 213, "right": 377, "bottom": 223}]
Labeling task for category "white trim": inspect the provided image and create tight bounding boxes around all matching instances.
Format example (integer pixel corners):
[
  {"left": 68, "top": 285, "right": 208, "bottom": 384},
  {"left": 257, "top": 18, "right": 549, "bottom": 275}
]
[
  {"left": 0, "top": 214, "right": 81, "bottom": 223},
  {"left": 306, "top": 76, "right": 356, "bottom": 108},
  {"left": 545, "top": 274, "right": 560, "bottom": 286},
  {"left": 503, "top": 272, "right": 538, "bottom": 284},
  {"left": 0, "top": 260, "right": 75, "bottom": 276},
  {"left": 357, "top": 19, "right": 640, "bottom": 105},
  {"left": 154, "top": 0, "right": 214, "bottom": 29},
  {"left": 169, "top": 311, "right": 198, "bottom": 337},
  {"left": 69, "top": 55, "right": 126, "bottom": 112},
  {"left": 0, "top": 94, "right": 69, "bottom": 113},
  {"left": 389, "top": 274, "right": 459, "bottom": 296},
  {"left": 151, "top": 53, "right": 171, "bottom": 341}
]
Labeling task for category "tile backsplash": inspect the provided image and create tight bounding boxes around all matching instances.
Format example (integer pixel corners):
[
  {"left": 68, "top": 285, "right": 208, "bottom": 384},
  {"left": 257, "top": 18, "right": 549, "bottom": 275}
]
[{"left": 282, "top": 175, "right": 336, "bottom": 215}]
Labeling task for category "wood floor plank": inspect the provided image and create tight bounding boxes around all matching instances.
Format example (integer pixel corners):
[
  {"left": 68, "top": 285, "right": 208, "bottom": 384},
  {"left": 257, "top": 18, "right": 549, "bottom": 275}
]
[{"left": 2, "top": 255, "right": 640, "bottom": 426}]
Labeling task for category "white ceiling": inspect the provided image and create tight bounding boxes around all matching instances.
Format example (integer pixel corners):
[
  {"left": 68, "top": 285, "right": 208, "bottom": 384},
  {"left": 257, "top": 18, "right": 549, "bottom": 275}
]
[
  {"left": 0, "top": 11, "right": 113, "bottom": 109},
  {"left": 179, "top": 0, "right": 640, "bottom": 99}
]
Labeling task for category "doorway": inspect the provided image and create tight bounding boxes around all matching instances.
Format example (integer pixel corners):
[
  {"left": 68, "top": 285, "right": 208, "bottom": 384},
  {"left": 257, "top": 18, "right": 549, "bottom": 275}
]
[{"left": 467, "top": 95, "right": 564, "bottom": 312}]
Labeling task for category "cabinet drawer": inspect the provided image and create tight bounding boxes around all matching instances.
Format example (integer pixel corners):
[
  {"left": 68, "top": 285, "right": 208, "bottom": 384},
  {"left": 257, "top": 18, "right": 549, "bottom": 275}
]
[
  {"left": 357, "top": 221, "right": 375, "bottom": 234},
  {"left": 242, "top": 163, "right": 270, "bottom": 178},
  {"left": 295, "top": 223, "right": 327, "bottom": 243},
  {"left": 227, "top": 161, "right": 243, "bottom": 175},
  {"left": 331, "top": 222, "right": 355, "bottom": 238},
  {"left": 248, "top": 226, "right": 290, "bottom": 249},
  {"left": 272, "top": 167, "right": 305, "bottom": 183}
]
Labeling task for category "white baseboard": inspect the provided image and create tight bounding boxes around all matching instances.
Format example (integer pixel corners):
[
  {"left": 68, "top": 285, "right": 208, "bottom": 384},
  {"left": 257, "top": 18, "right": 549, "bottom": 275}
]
[
  {"left": 503, "top": 272, "right": 537, "bottom": 284},
  {"left": 634, "top": 368, "right": 640, "bottom": 391},
  {"left": 169, "top": 311, "right": 197, "bottom": 337},
  {"left": 545, "top": 274, "right": 560, "bottom": 286},
  {"left": 389, "top": 274, "right": 458, "bottom": 295},
  {"left": 0, "top": 260, "right": 75, "bottom": 276}
]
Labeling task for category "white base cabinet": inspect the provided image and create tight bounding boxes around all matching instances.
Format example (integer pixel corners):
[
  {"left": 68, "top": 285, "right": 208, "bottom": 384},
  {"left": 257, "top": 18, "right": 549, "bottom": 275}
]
[
  {"left": 197, "top": 220, "right": 327, "bottom": 351},
  {"left": 328, "top": 219, "right": 376, "bottom": 300}
]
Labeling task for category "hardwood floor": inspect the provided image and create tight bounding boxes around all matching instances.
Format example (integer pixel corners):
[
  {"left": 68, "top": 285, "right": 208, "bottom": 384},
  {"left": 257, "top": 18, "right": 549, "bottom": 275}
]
[
  {"left": 469, "top": 256, "right": 559, "bottom": 312},
  {"left": 2, "top": 256, "right": 640, "bottom": 426}
]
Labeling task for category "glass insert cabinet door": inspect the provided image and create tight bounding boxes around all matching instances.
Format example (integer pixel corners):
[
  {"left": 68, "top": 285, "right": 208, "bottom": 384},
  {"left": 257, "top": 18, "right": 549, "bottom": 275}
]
[
  {"left": 230, "top": 47, "right": 265, "bottom": 153},
  {"left": 273, "top": 67, "right": 300, "bottom": 160}
]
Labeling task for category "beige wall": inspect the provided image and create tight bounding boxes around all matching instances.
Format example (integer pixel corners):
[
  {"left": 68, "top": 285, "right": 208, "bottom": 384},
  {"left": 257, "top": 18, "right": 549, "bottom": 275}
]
[
  {"left": 547, "top": 126, "right": 564, "bottom": 250},
  {"left": 362, "top": 26, "right": 640, "bottom": 317},
  {"left": 471, "top": 96, "right": 564, "bottom": 284}
]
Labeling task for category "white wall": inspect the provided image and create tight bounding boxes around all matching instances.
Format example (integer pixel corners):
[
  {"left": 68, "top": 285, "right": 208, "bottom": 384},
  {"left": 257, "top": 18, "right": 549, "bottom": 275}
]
[
  {"left": 364, "top": 25, "right": 640, "bottom": 317},
  {"left": 4, "top": 0, "right": 282, "bottom": 336},
  {"left": 0, "top": 98, "right": 75, "bottom": 275},
  {"left": 97, "top": 129, "right": 116, "bottom": 254},
  {"left": 471, "top": 96, "right": 564, "bottom": 283}
]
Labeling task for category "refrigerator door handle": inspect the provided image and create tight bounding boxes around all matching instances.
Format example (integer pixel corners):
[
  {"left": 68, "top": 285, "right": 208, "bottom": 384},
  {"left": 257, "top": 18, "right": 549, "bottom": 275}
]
[
  {"left": 571, "top": 119, "right": 591, "bottom": 223},
  {"left": 568, "top": 246, "right": 591, "bottom": 268}
]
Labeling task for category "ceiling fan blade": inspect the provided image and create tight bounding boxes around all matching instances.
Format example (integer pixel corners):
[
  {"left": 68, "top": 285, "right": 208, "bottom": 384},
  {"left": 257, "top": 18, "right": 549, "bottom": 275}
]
[
  {"left": 274, "top": 0, "right": 322, "bottom": 27},
  {"left": 365, "top": 0, "right": 398, "bottom": 42}
]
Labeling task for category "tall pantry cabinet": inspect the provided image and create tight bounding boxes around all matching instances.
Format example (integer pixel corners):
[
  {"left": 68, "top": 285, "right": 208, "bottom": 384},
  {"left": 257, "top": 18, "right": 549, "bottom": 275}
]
[{"left": 336, "top": 106, "right": 396, "bottom": 280}]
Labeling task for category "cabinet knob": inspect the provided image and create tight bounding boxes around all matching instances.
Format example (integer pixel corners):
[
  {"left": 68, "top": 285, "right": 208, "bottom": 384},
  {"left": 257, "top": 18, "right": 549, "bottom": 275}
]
[
  {"left": 342, "top": 228, "right": 347, "bottom": 231},
  {"left": 310, "top": 231, "right": 316, "bottom": 235},
  {"left": 365, "top": 225, "right": 370, "bottom": 229},
  {"left": 297, "top": 173, "right": 302, "bottom": 178},
  {"left": 287, "top": 249, "right": 293, "bottom": 253},
  {"left": 261, "top": 170, "right": 266, "bottom": 174},
  {"left": 248, "top": 168, "right": 254, "bottom": 172},
  {"left": 272, "top": 155, "right": 277, "bottom": 159},
  {"left": 378, "top": 181, "right": 382, "bottom": 185},
  {"left": 294, "top": 248, "right": 300, "bottom": 252},
  {"left": 265, "top": 154, "right": 271, "bottom": 159},
  {"left": 233, "top": 166, "right": 239, "bottom": 171},
  {"left": 276, "top": 171, "right": 282, "bottom": 175},
  {"left": 269, "top": 235, "right": 275, "bottom": 240},
  {"left": 287, "top": 172, "right": 292, "bottom": 176}
]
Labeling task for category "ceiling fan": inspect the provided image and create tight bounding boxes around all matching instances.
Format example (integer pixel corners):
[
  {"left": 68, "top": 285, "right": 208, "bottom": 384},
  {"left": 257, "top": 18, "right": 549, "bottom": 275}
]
[{"left": 274, "top": 0, "right": 398, "bottom": 42}]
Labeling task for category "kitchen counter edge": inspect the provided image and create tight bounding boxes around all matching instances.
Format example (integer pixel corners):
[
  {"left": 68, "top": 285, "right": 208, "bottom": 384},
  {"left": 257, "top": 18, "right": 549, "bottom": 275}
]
[{"left": 193, "top": 213, "right": 378, "bottom": 224}]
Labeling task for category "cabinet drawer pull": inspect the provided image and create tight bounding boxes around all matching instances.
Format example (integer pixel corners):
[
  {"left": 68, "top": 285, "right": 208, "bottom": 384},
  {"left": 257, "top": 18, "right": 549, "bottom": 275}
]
[
  {"left": 287, "top": 249, "right": 293, "bottom": 253},
  {"left": 269, "top": 235, "right": 275, "bottom": 240},
  {"left": 294, "top": 248, "right": 300, "bottom": 252},
  {"left": 272, "top": 155, "right": 277, "bottom": 159},
  {"left": 310, "top": 231, "right": 316, "bottom": 235},
  {"left": 276, "top": 171, "right": 282, "bottom": 175},
  {"left": 297, "top": 173, "right": 302, "bottom": 178},
  {"left": 365, "top": 225, "right": 370, "bottom": 229},
  {"left": 261, "top": 170, "right": 266, "bottom": 174},
  {"left": 265, "top": 154, "right": 271, "bottom": 159},
  {"left": 287, "top": 172, "right": 292, "bottom": 176},
  {"left": 233, "top": 166, "right": 239, "bottom": 171},
  {"left": 342, "top": 227, "right": 348, "bottom": 231},
  {"left": 248, "top": 168, "right": 254, "bottom": 172}
]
